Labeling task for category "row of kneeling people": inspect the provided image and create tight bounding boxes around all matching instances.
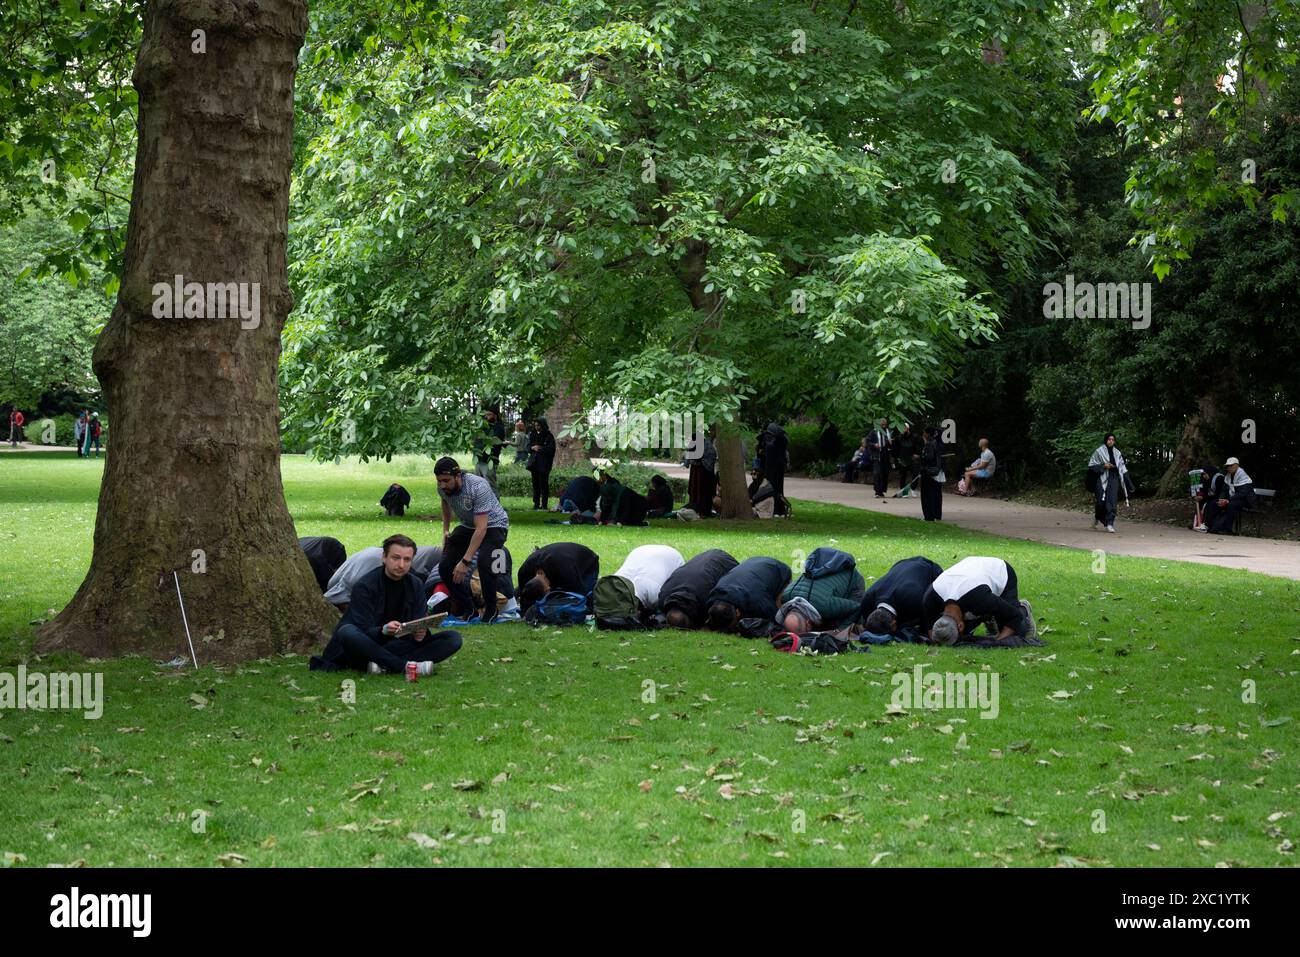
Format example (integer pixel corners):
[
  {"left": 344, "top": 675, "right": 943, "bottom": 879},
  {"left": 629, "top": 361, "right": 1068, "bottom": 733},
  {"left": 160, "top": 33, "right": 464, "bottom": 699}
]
[
  {"left": 521, "top": 542, "right": 1038, "bottom": 645},
  {"left": 297, "top": 535, "right": 1040, "bottom": 677}
]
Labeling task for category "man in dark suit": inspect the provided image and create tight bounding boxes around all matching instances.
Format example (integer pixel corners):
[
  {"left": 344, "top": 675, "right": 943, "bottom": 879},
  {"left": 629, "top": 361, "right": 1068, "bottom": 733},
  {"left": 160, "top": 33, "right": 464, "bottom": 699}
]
[
  {"left": 867, "top": 417, "right": 894, "bottom": 498},
  {"left": 310, "top": 534, "right": 462, "bottom": 674}
]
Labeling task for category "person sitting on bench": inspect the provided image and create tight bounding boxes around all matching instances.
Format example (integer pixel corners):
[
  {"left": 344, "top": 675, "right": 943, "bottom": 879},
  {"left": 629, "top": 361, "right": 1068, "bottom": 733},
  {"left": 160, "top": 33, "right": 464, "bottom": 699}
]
[
  {"left": 660, "top": 548, "right": 739, "bottom": 629},
  {"left": 777, "top": 547, "right": 866, "bottom": 633},
  {"left": 1199, "top": 457, "right": 1256, "bottom": 535},
  {"left": 516, "top": 542, "right": 601, "bottom": 613},
  {"left": 861, "top": 555, "right": 944, "bottom": 635},
  {"left": 961, "top": 438, "right": 996, "bottom": 494},
  {"left": 309, "top": 534, "right": 462, "bottom": 674},
  {"left": 706, "top": 556, "right": 792, "bottom": 632},
  {"left": 1190, "top": 459, "right": 1224, "bottom": 531},
  {"left": 840, "top": 438, "right": 869, "bottom": 484},
  {"left": 922, "top": 556, "right": 1035, "bottom": 644}
]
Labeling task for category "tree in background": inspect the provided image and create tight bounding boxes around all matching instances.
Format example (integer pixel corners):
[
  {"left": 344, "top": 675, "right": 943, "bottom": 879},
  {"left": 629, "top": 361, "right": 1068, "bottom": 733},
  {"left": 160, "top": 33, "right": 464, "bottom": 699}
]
[{"left": 283, "top": 0, "right": 1077, "bottom": 515}]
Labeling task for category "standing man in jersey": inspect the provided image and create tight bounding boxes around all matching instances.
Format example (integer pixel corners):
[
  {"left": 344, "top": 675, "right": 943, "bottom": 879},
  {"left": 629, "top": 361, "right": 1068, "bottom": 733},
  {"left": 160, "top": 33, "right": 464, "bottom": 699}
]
[{"left": 435, "top": 456, "right": 510, "bottom": 624}]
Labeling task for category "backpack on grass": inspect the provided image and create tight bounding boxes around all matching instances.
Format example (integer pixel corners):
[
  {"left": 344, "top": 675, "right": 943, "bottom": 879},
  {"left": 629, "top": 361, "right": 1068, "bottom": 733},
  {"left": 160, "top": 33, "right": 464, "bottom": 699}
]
[
  {"left": 524, "top": 590, "right": 590, "bottom": 627},
  {"left": 593, "top": 575, "right": 644, "bottom": 630}
]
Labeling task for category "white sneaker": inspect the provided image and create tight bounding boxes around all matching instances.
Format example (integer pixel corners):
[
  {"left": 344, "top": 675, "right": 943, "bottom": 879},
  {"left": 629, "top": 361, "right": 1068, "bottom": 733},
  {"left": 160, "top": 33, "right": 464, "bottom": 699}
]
[
  {"left": 366, "top": 661, "right": 383, "bottom": 675},
  {"left": 1092, "top": 520, "right": 1100, "bottom": 530},
  {"left": 1105, "top": 525, "right": 1116, "bottom": 533},
  {"left": 1194, "top": 525, "right": 1208, "bottom": 533},
  {"left": 413, "top": 661, "right": 436, "bottom": 677}
]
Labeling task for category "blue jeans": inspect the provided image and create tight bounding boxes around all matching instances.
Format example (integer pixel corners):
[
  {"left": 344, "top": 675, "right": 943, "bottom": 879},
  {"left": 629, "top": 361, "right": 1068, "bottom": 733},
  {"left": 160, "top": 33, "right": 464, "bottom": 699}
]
[{"left": 335, "top": 624, "right": 463, "bottom": 673}]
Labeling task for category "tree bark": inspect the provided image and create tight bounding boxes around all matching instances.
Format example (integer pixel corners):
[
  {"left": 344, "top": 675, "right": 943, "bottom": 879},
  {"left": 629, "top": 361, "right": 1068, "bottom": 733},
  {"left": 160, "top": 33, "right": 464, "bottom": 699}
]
[
  {"left": 38, "top": 0, "right": 336, "bottom": 663},
  {"left": 1156, "top": 392, "right": 1219, "bottom": 497},
  {"left": 544, "top": 376, "right": 589, "bottom": 468},
  {"left": 713, "top": 423, "right": 751, "bottom": 519}
]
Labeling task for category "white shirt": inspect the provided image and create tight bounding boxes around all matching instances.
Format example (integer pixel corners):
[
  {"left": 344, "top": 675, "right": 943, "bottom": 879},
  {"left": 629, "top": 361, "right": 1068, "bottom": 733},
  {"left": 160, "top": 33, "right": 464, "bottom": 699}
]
[
  {"left": 931, "top": 557, "right": 1009, "bottom": 601},
  {"left": 1227, "top": 467, "right": 1253, "bottom": 494},
  {"left": 614, "top": 545, "right": 685, "bottom": 610}
]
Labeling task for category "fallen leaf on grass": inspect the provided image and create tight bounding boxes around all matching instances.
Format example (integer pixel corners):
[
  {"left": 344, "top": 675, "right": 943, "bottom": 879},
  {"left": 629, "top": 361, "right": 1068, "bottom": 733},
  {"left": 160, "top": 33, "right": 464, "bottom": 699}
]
[
  {"left": 451, "top": 779, "right": 483, "bottom": 791},
  {"left": 188, "top": 693, "right": 208, "bottom": 710},
  {"left": 216, "top": 853, "right": 248, "bottom": 866},
  {"left": 639, "top": 780, "right": 653, "bottom": 793},
  {"left": 408, "top": 833, "right": 439, "bottom": 849}
]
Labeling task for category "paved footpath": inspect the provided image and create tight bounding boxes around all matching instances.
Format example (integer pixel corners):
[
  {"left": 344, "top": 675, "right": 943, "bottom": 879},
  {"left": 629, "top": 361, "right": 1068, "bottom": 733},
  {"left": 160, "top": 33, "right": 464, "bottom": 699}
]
[{"left": 650, "top": 464, "right": 1300, "bottom": 582}]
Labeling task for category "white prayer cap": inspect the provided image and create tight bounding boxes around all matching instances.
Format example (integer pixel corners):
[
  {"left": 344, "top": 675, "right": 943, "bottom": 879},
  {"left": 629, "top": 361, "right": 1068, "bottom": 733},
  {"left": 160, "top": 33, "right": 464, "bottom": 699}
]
[{"left": 1225, "top": 457, "right": 1240, "bottom": 466}]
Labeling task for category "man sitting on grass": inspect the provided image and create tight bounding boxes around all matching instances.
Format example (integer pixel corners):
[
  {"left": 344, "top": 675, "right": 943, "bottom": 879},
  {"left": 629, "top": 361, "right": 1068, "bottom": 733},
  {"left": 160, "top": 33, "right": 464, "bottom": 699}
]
[
  {"left": 310, "top": 534, "right": 462, "bottom": 674},
  {"left": 921, "top": 556, "right": 1035, "bottom": 644}
]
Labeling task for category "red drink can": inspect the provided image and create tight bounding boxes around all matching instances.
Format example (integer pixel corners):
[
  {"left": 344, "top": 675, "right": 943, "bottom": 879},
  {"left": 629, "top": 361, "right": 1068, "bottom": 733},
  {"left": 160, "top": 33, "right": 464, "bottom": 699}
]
[{"left": 405, "top": 662, "right": 418, "bottom": 683}]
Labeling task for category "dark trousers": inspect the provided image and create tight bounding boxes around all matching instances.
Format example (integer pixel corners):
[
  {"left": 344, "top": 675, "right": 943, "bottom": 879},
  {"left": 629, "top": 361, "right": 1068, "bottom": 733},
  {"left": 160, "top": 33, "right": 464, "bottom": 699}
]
[
  {"left": 897, "top": 462, "right": 913, "bottom": 491},
  {"left": 767, "top": 467, "right": 788, "bottom": 516},
  {"left": 872, "top": 456, "right": 891, "bottom": 495},
  {"left": 689, "top": 463, "right": 717, "bottom": 517},
  {"left": 920, "top": 475, "right": 943, "bottom": 520},
  {"left": 970, "top": 566, "right": 1023, "bottom": 637},
  {"left": 439, "top": 524, "right": 509, "bottom": 619},
  {"left": 335, "top": 624, "right": 463, "bottom": 673},
  {"left": 1204, "top": 497, "right": 1245, "bottom": 534},
  {"left": 531, "top": 468, "right": 550, "bottom": 509},
  {"left": 1094, "top": 476, "right": 1118, "bottom": 526}
]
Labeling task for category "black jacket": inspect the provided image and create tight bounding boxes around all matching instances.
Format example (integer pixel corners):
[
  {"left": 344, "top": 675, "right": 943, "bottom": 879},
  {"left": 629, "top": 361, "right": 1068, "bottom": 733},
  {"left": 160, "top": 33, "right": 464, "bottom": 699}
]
[
  {"left": 659, "top": 549, "right": 739, "bottom": 625},
  {"left": 707, "top": 556, "right": 792, "bottom": 620},
  {"left": 920, "top": 438, "right": 943, "bottom": 478},
  {"left": 559, "top": 475, "right": 599, "bottom": 511},
  {"left": 527, "top": 427, "right": 556, "bottom": 471},
  {"left": 517, "top": 542, "right": 600, "bottom": 595},
  {"left": 299, "top": 536, "right": 347, "bottom": 593},
  {"left": 311, "top": 566, "right": 425, "bottom": 670},
  {"left": 861, "top": 556, "right": 943, "bottom": 627}
]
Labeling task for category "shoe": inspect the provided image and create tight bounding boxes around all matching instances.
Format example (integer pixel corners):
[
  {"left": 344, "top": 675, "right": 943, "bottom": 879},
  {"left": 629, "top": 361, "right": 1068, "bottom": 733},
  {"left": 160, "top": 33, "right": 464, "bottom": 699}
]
[
  {"left": 1105, "top": 525, "right": 1116, "bottom": 533},
  {"left": 495, "top": 606, "right": 522, "bottom": 623},
  {"left": 1194, "top": 525, "right": 1208, "bottom": 533},
  {"left": 1020, "top": 600, "right": 1037, "bottom": 641},
  {"left": 366, "top": 661, "right": 383, "bottom": 675},
  {"left": 1092, "top": 520, "right": 1100, "bottom": 530},
  {"left": 412, "top": 661, "right": 436, "bottom": 677}
]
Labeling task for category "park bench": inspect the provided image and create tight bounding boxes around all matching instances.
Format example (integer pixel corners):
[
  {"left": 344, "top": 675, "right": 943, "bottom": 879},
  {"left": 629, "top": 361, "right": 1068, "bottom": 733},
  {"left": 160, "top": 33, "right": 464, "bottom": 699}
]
[{"left": 1234, "top": 487, "right": 1275, "bottom": 537}]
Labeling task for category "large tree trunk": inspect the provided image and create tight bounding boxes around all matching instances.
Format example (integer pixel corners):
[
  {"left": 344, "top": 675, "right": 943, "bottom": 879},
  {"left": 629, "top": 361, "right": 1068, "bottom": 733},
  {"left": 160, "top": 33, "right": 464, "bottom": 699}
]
[
  {"left": 1156, "top": 392, "right": 1219, "bottom": 497},
  {"left": 38, "top": 0, "right": 336, "bottom": 663},
  {"left": 713, "top": 424, "right": 752, "bottom": 519},
  {"left": 544, "top": 376, "right": 589, "bottom": 468}
]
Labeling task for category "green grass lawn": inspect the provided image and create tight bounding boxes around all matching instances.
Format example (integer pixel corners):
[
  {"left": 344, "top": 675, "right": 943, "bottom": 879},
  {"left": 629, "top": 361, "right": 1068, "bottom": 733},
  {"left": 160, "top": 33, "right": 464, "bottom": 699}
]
[{"left": 1, "top": 451, "right": 1297, "bottom": 867}]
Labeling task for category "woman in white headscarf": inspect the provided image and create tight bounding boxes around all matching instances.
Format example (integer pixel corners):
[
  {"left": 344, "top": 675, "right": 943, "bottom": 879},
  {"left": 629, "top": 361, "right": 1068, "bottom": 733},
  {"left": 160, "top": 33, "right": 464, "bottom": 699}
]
[{"left": 1087, "top": 433, "right": 1132, "bottom": 533}]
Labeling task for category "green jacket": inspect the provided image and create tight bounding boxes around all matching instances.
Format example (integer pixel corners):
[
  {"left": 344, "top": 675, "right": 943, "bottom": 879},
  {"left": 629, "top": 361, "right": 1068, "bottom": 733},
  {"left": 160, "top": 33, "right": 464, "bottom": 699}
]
[{"left": 781, "top": 567, "right": 867, "bottom": 628}]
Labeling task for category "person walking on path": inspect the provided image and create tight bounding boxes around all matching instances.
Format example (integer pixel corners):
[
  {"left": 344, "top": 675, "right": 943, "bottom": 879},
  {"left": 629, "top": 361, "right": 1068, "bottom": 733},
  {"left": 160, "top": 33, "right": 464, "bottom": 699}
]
[
  {"left": 7, "top": 408, "right": 24, "bottom": 446},
  {"left": 1087, "top": 432, "right": 1132, "bottom": 533}
]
